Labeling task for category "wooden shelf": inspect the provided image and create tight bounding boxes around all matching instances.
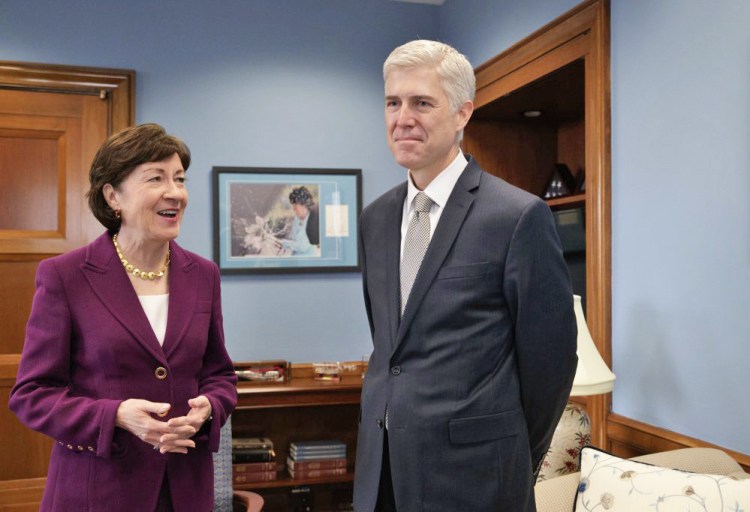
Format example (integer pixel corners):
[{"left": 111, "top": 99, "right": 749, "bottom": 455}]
[
  {"left": 545, "top": 193, "right": 585, "bottom": 209},
  {"left": 235, "top": 472, "right": 354, "bottom": 491},
  {"left": 236, "top": 374, "right": 362, "bottom": 409}
]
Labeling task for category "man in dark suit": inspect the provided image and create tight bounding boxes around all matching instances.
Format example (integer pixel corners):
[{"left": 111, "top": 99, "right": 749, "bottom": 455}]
[{"left": 353, "top": 40, "right": 578, "bottom": 511}]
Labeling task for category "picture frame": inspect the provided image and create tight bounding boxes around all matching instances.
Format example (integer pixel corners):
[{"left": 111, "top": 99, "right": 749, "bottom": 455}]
[{"left": 213, "top": 167, "right": 362, "bottom": 274}]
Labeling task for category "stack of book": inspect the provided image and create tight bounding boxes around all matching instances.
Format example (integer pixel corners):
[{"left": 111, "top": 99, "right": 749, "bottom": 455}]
[
  {"left": 287, "top": 440, "right": 347, "bottom": 479},
  {"left": 232, "top": 437, "right": 278, "bottom": 484}
]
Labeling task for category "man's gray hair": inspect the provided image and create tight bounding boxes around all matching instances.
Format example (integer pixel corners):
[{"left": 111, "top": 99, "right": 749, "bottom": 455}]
[{"left": 383, "top": 39, "right": 476, "bottom": 112}]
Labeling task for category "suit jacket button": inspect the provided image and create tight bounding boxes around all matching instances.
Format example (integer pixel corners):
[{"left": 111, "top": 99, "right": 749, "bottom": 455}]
[
  {"left": 88, "top": 446, "right": 95, "bottom": 452},
  {"left": 66, "top": 444, "right": 73, "bottom": 450},
  {"left": 77, "top": 446, "right": 84, "bottom": 451},
  {"left": 390, "top": 365, "right": 401, "bottom": 376},
  {"left": 376, "top": 419, "right": 384, "bottom": 429},
  {"left": 154, "top": 367, "right": 168, "bottom": 380}
]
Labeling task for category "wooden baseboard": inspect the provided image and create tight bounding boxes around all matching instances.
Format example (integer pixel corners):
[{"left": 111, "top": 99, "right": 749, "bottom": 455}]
[
  {"left": 607, "top": 413, "right": 750, "bottom": 473},
  {"left": 0, "top": 477, "right": 45, "bottom": 511}
]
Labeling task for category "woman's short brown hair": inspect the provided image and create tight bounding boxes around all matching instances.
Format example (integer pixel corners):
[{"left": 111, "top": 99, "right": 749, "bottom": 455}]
[{"left": 86, "top": 123, "right": 191, "bottom": 231}]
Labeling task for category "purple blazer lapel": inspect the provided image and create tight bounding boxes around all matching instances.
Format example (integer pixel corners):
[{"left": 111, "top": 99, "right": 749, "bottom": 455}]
[
  {"left": 161, "top": 241, "right": 198, "bottom": 359},
  {"left": 395, "top": 160, "right": 481, "bottom": 349},
  {"left": 81, "top": 232, "right": 166, "bottom": 363}
]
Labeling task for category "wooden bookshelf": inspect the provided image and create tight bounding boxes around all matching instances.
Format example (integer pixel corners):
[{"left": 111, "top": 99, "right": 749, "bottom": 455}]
[
  {"left": 463, "top": 0, "right": 611, "bottom": 449},
  {"left": 232, "top": 363, "right": 364, "bottom": 511}
]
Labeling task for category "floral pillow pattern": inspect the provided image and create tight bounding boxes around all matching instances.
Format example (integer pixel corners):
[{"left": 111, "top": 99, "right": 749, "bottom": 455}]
[{"left": 574, "top": 446, "right": 750, "bottom": 511}]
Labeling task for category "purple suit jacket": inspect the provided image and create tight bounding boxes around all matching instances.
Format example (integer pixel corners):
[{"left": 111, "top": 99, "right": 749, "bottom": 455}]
[{"left": 9, "top": 232, "right": 238, "bottom": 512}]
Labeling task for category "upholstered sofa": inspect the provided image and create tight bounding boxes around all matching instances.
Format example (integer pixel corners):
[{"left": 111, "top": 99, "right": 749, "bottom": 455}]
[{"left": 534, "top": 447, "right": 749, "bottom": 512}]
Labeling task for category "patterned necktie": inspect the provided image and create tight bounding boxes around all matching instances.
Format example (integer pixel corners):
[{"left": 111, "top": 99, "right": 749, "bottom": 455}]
[{"left": 400, "top": 192, "right": 434, "bottom": 315}]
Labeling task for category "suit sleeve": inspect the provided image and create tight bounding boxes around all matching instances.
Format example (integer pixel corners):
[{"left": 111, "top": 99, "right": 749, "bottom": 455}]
[
  {"left": 8, "top": 259, "right": 121, "bottom": 458},
  {"left": 503, "top": 199, "right": 578, "bottom": 473},
  {"left": 196, "top": 262, "right": 238, "bottom": 452}
]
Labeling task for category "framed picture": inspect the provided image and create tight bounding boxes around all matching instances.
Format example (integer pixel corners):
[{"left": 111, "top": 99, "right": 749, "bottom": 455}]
[{"left": 212, "top": 167, "right": 362, "bottom": 274}]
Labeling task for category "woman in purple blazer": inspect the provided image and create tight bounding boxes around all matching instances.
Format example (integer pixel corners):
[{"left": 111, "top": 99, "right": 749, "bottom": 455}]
[{"left": 9, "top": 124, "right": 238, "bottom": 511}]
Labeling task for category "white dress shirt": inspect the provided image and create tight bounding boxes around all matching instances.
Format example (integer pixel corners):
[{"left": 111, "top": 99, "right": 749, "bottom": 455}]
[{"left": 400, "top": 151, "right": 468, "bottom": 259}]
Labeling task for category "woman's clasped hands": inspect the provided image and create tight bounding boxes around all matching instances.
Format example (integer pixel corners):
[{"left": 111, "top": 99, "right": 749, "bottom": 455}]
[{"left": 116, "top": 395, "right": 212, "bottom": 454}]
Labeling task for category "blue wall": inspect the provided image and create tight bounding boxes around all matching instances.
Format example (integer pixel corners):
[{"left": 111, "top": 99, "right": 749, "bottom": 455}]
[
  {"left": 0, "top": 0, "right": 438, "bottom": 362},
  {"left": 440, "top": 0, "right": 750, "bottom": 454},
  {"left": 609, "top": 0, "right": 750, "bottom": 455},
  {"left": 3, "top": 0, "right": 748, "bottom": 454}
]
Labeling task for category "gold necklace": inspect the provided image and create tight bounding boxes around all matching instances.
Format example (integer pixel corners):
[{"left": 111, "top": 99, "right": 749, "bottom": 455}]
[{"left": 112, "top": 233, "right": 170, "bottom": 281}]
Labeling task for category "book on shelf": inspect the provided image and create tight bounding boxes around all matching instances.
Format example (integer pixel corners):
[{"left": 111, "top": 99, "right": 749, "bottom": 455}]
[
  {"left": 286, "top": 456, "right": 347, "bottom": 471},
  {"left": 289, "top": 449, "right": 346, "bottom": 461},
  {"left": 232, "top": 436, "right": 274, "bottom": 451},
  {"left": 289, "top": 440, "right": 346, "bottom": 452},
  {"left": 233, "top": 461, "right": 278, "bottom": 474},
  {"left": 288, "top": 466, "right": 347, "bottom": 479},
  {"left": 232, "top": 447, "right": 276, "bottom": 464},
  {"left": 232, "top": 470, "right": 278, "bottom": 484}
]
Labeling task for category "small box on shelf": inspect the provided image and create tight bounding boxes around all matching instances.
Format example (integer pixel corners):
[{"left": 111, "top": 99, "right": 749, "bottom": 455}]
[
  {"left": 312, "top": 362, "right": 342, "bottom": 382},
  {"left": 234, "top": 360, "right": 290, "bottom": 384}
]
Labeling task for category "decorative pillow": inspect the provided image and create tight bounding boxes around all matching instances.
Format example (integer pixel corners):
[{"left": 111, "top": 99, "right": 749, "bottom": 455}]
[{"left": 574, "top": 446, "right": 750, "bottom": 511}]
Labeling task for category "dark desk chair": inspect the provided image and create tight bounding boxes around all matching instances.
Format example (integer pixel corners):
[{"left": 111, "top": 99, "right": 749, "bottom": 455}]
[{"left": 214, "top": 416, "right": 264, "bottom": 512}]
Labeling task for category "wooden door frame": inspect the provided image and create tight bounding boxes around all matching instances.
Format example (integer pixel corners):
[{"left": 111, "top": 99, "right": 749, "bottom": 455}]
[
  {"left": 472, "top": 0, "right": 612, "bottom": 448},
  {"left": 0, "top": 61, "right": 135, "bottom": 135}
]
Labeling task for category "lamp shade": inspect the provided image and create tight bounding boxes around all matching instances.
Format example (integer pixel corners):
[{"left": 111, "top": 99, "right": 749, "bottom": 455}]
[{"left": 570, "top": 295, "right": 615, "bottom": 396}]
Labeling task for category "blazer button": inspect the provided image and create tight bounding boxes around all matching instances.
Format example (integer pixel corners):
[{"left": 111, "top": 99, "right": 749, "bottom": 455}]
[
  {"left": 154, "top": 367, "right": 168, "bottom": 380},
  {"left": 376, "top": 419, "right": 384, "bottom": 429},
  {"left": 390, "top": 365, "right": 401, "bottom": 376},
  {"left": 66, "top": 444, "right": 73, "bottom": 450},
  {"left": 88, "top": 446, "right": 95, "bottom": 452},
  {"left": 77, "top": 445, "right": 84, "bottom": 451}
]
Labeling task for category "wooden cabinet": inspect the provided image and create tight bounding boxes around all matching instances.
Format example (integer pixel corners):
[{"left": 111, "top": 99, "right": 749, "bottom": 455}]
[
  {"left": 233, "top": 368, "right": 362, "bottom": 511},
  {"left": 462, "top": 0, "right": 611, "bottom": 447}
]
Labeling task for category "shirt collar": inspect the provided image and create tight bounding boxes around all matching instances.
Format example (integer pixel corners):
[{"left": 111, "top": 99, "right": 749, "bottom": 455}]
[{"left": 406, "top": 151, "right": 468, "bottom": 211}]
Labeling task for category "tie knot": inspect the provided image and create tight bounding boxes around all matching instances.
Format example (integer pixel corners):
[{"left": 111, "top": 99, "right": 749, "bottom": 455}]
[{"left": 413, "top": 192, "right": 434, "bottom": 213}]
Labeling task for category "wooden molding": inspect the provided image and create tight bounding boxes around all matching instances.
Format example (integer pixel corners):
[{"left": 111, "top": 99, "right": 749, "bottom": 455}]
[
  {"left": 0, "top": 61, "right": 135, "bottom": 132},
  {"left": 608, "top": 413, "right": 750, "bottom": 473}
]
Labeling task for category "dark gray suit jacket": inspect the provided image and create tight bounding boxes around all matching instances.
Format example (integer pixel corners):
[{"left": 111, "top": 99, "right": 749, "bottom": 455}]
[{"left": 353, "top": 158, "right": 577, "bottom": 511}]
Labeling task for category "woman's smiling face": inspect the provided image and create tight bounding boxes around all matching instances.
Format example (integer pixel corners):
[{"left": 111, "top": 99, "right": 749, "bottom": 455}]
[{"left": 105, "top": 152, "right": 188, "bottom": 243}]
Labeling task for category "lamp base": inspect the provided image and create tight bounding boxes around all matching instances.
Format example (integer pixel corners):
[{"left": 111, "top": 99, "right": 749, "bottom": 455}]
[{"left": 536, "top": 402, "right": 591, "bottom": 482}]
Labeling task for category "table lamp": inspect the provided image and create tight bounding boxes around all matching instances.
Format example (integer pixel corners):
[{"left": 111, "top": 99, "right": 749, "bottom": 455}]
[{"left": 537, "top": 294, "right": 615, "bottom": 481}]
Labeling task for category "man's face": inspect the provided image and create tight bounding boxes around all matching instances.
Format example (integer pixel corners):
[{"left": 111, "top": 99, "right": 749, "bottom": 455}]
[{"left": 385, "top": 66, "right": 472, "bottom": 184}]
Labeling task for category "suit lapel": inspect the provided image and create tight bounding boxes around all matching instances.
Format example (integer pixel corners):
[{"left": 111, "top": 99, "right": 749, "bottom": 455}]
[
  {"left": 81, "top": 233, "right": 166, "bottom": 363},
  {"left": 385, "top": 185, "right": 407, "bottom": 348},
  {"left": 395, "top": 160, "right": 481, "bottom": 349},
  {"left": 162, "top": 242, "right": 197, "bottom": 358}
]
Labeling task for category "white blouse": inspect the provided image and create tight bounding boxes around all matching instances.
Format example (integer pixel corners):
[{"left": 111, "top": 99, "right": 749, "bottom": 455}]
[{"left": 138, "top": 294, "right": 169, "bottom": 346}]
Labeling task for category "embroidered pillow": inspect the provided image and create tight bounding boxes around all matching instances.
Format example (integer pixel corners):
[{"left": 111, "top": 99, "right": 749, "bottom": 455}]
[{"left": 574, "top": 446, "right": 750, "bottom": 511}]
